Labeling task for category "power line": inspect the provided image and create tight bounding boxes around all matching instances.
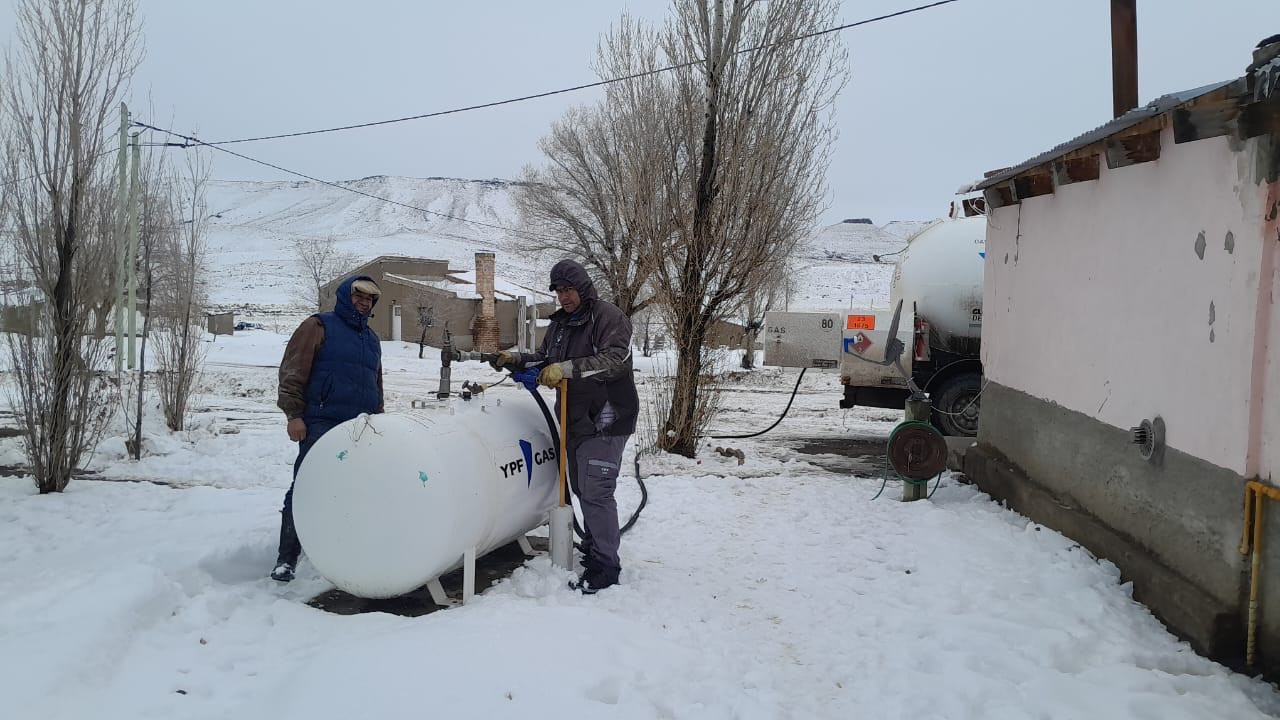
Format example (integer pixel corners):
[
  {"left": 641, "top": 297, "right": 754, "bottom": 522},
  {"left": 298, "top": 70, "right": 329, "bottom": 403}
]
[
  {"left": 128, "top": 0, "right": 960, "bottom": 244},
  {"left": 192, "top": 0, "right": 959, "bottom": 147},
  {"left": 131, "top": 121, "right": 560, "bottom": 243},
  {"left": 0, "top": 149, "right": 121, "bottom": 190}
]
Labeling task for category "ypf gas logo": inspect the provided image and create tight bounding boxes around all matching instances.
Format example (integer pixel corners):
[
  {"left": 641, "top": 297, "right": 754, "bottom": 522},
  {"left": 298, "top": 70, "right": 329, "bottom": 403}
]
[
  {"left": 501, "top": 440, "right": 557, "bottom": 487},
  {"left": 519, "top": 439, "right": 534, "bottom": 486}
]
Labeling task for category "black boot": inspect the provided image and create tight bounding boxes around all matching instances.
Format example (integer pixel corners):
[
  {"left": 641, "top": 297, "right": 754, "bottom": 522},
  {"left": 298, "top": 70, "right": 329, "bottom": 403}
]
[
  {"left": 572, "top": 565, "right": 620, "bottom": 594},
  {"left": 272, "top": 510, "right": 301, "bottom": 582}
]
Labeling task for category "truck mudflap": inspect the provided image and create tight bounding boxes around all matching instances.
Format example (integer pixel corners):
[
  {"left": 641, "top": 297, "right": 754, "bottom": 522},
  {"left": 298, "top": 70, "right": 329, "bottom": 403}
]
[{"left": 838, "top": 305, "right": 914, "bottom": 388}]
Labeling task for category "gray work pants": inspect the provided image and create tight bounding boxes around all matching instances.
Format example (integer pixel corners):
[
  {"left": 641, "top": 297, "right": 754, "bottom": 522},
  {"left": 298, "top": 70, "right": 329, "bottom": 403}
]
[{"left": 567, "top": 433, "right": 629, "bottom": 573}]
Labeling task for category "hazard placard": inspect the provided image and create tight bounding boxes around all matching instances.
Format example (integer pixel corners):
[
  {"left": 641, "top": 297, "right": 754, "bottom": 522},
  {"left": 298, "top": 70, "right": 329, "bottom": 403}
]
[{"left": 847, "top": 314, "right": 875, "bottom": 330}]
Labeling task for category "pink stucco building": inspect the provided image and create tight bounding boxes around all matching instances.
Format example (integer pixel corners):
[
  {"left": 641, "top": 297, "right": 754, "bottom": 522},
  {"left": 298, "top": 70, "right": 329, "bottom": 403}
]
[{"left": 962, "top": 36, "right": 1280, "bottom": 671}]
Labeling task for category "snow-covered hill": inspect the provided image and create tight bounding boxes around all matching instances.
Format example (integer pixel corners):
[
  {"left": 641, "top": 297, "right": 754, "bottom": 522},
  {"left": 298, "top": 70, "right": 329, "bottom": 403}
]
[
  {"left": 202, "top": 176, "right": 532, "bottom": 312},
  {"left": 202, "top": 175, "right": 938, "bottom": 317},
  {"left": 790, "top": 218, "right": 936, "bottom": 311}
]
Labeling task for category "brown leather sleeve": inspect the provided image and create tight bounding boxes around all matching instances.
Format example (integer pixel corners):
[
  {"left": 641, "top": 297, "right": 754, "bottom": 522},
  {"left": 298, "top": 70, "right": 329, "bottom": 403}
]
[{"left": 277, "top": 317, "right": 324, "bottom": 420}]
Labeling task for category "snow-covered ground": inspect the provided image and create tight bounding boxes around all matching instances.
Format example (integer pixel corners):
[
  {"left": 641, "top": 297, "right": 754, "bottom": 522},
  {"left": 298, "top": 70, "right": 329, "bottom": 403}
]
[
  {"left": 1, "top": 332, "right": 1278, "bottom": 719},
  {"left": 1, "top": 177, "right": 1274, "bottom": 717}
]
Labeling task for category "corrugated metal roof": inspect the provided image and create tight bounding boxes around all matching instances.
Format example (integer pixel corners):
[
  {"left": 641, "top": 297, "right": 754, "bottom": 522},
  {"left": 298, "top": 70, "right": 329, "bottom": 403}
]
[{"left": 958, "top": 79, "right": 1241, "bottom": 194}]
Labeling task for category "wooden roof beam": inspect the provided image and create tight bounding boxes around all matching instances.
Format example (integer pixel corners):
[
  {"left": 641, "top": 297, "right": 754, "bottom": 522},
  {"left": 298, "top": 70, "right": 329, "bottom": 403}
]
[
  {"left": 983, "top": 184, "right": 1015, "bottom": 210},
  {"left": 1240, "top": 95, "right": 1280, "bottom": 139},
  {"left": 1105, "top": 129, "right": 1161, "bottom": 168},
  {"left": 1173, "top": 98, "right": 1243, "bottom": 143},
  {"left": 1053, "top": 155, "right": 1101, "bottom": 185},
  {"left": 1012, "top": 171, "right": 1055, "bottom": 201}
]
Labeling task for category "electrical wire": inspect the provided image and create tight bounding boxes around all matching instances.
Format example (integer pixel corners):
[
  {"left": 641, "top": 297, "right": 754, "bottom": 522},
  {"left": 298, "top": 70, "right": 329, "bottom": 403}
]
[
  {"left": 0, "top": 149, "right": 120, "bottom": 190},
  {"left": 131, "top": 121, "right": 561, "bottom": 243},
  {"left": 931, "top": 377, "right": 988, "bottom": 418},
  {"left": 868, "top": 471, "right": 942, "bottom": 501},
  {"left": 179, "top": 1, "right": 960, "bottom": 147},
  {"left": 129, "top": 1, "right": 962, "bottom": 244}
]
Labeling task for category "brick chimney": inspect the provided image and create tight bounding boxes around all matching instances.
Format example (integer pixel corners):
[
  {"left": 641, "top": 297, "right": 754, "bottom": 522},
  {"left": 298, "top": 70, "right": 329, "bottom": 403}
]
[{"left": 472, "top": 252, "right": 500, "bottom": 352}]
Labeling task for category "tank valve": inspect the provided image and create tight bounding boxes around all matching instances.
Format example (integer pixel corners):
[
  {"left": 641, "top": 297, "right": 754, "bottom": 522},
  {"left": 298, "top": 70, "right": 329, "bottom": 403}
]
[{"left": 1129, "top": 416, "right": 1165, "bottom": 462}]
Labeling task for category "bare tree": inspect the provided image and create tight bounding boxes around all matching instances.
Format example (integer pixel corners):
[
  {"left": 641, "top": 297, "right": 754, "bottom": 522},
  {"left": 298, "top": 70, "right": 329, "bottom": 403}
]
[
  {"left": 644, "top": 0, "right": 846, "bottom": 455},
  {"left": 413, "top": 287, "right": 436, "bottom": 358},
  {"left": 736, "top": 274, "right": 789, "bottom": 369},
  {"left": 84, "top": 184, "right": 121, "bottom": 337},
  {"left": 0, "top": 0, "right": 143, "bottom": 492},
  {"left": 151, "top": 149, "right": 209, "bottom": 432},
  {"left": 292, "top": 234, "right": 355, "bottom": 311},
  {"left": 513, "top": 16, "right": 675, "bottom": 318}
]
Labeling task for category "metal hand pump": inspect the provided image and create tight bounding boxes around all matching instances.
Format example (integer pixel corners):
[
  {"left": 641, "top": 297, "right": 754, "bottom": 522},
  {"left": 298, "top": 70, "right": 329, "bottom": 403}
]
[{"left": 548, "top": 379, "right": 574, "bottom": 570}]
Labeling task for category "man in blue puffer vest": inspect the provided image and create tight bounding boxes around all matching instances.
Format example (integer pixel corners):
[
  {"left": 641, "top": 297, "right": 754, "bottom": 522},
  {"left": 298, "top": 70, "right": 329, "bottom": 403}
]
[{"left": 271, "top": 275, "right": 384, "bottom": 582}]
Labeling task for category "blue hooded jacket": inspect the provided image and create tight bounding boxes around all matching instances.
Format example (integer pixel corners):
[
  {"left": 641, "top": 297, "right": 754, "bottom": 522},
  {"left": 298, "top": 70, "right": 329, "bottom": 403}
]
[{"left": 303, "top": 275, "right": 383, "bottom": 425}]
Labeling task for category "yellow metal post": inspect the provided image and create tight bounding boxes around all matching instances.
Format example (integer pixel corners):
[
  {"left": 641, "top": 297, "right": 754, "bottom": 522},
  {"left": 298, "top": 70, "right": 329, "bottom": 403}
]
[
  {"left": 1242, "top": 481, "right": 1280, "bottom": 667},
  {"left": 558, "top": 379, "right": 568, "bottom": 507},
  {"left": 1242, "top": 485, "right": 1256, "bottom": 556},
  {"left": 548, "top": 378, "right": 574, "bottom": 570}
]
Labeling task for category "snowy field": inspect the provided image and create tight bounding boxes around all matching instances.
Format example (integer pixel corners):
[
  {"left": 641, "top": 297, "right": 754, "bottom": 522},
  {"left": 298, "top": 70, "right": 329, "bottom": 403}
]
[{"left": 2, "top": 331, "right": 1279, "bottom": 719}]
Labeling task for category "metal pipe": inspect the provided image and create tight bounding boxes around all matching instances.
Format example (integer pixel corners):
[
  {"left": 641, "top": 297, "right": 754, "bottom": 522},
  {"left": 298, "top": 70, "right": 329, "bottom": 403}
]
[
  {"left": 1250, "top": 490, "right": 1265, "bottom": 667},
  {"left": 1110, "top": 0, "right": 1138, "bottom": 118},
  {"left": 1243, "top": 485, "right": 1256, "bottom": 556},
  {"left": 1242, "top": 481, "right": 1280, "bottom": 666}
]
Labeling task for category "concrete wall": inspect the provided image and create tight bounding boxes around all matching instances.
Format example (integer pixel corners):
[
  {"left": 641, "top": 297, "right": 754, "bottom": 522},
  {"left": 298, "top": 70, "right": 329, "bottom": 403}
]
[
  {"left": 982, "top": 129, "right": 1268, "bottom": 476},
  {"left": 972, "top": 126, "right": 1280, "bottom": 669},
  {"left": 970, "top": 383, "right": 1248, "bottom": 660}
]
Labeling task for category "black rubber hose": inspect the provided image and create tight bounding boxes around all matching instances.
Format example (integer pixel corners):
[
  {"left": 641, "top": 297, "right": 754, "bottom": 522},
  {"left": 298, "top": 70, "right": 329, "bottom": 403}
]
[
  {"left": 622, "top": 452, "right": 648, "bottom": 534},
  {"left": 523, "top": 381, "right": 646, "bottom": 538},
  {"left": 708, "top": 367, "right": 807, "bottom": 440}
]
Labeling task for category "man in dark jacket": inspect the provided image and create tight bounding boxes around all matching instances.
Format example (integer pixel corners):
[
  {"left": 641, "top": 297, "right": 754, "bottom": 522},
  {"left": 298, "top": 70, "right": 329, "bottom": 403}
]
[
  {"left": 271, "top": 275, "right": 384, "bottom": 582},
  {"left": 494, "top": 259, "right": 638, "bottom": 593}
]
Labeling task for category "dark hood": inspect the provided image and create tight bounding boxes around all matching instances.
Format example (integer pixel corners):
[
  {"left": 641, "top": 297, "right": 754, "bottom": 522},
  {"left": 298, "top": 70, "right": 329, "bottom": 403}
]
[
  {"left": 548, "top": 259, "right": 599, "bottom": 302},
  {"left": 333, "top": 275, "right": 378, "bottom": 329}
]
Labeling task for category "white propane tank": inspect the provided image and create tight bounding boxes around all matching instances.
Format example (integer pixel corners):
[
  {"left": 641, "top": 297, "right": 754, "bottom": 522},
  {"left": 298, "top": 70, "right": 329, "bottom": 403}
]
[
  {"left": 890, "top": 215, "right": 986, "bottom": 348},
  {"left": 291, "top": 395, "right": 560, "bottom": 599}
]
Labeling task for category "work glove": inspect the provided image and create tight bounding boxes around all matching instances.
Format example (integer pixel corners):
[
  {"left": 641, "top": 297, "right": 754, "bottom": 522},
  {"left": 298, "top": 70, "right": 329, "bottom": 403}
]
[
  {"left": 537, "top": 362, "right": 568, "bottom": 388},
  {"left": 490, "top": 350, "right": 520, "bottom": 370}
]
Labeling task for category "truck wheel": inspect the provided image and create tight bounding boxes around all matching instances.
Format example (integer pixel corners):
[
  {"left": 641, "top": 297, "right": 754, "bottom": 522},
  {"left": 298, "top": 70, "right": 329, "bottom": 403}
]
[{"left": 932, "top": 373, "right": 982, "bottom": 437}]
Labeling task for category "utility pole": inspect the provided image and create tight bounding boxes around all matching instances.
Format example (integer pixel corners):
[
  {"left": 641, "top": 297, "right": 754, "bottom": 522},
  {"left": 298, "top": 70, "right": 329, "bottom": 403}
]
[
  {"left": 115, "top": 103, "right": 128, "bottom": 374},
  {"left": 127, "top": 132, "right": 140, "bottom": 369}
]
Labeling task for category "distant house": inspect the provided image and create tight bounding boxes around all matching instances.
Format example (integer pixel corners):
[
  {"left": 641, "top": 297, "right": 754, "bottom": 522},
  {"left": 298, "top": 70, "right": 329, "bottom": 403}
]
[
  {"left": 206, "top": 312, "right": 235, "bottom": 336},
  {"left": 959, "top": 37, "right": 1280, "bottom": 670},
  {"left": 320, "top": 255, "right": 554, "bottom": 351}
]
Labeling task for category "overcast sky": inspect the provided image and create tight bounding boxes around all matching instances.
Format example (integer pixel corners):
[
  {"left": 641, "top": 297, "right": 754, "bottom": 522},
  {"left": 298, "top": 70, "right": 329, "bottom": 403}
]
[{"left": 4, "top": 0, "right": 1279, "bottom": 225}]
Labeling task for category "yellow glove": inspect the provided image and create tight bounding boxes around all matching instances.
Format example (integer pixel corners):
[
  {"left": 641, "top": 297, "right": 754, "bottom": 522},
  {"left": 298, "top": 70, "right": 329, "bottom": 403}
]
[
  {"left": 490, "top": 350, "right": 518, "bottom": 370},
  {"left": 537, "top": 362, "right": 566, "bottom": 387}
]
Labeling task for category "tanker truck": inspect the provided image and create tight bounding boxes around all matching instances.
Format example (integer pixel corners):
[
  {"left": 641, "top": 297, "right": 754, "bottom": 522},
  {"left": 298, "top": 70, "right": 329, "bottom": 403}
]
[{"left": 762, "top": 214, "right": 985, "bottom": 436}]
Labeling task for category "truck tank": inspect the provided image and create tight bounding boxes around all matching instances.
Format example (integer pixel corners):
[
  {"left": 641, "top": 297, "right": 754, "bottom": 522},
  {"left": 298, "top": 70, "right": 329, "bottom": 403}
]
[{"left": 889, "top": 215, "right": 986, "bottom": 355}]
